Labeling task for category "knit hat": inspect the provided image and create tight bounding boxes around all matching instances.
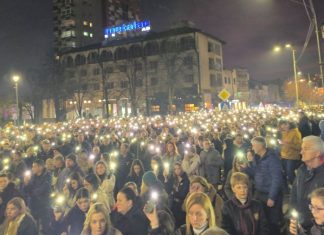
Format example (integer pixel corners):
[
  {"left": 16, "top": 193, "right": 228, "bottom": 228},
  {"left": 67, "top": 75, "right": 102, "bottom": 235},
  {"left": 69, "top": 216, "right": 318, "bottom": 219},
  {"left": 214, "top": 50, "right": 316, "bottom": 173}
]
[
  {"left": 190, "top": 176, "right": 209, "bottom": 190},
  {"left": 142, "top": 171, "right": 158, "bottom": 186},
  {"left": 66, "top": 154, "right": 77, "bottom": 162}
]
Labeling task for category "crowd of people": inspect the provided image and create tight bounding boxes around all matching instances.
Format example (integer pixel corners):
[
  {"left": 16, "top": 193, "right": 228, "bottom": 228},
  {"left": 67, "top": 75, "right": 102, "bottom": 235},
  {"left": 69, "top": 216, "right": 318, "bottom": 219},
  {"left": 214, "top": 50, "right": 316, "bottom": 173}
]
[{"left": 0, "top": 107, "right": 324, "bottom": 235}]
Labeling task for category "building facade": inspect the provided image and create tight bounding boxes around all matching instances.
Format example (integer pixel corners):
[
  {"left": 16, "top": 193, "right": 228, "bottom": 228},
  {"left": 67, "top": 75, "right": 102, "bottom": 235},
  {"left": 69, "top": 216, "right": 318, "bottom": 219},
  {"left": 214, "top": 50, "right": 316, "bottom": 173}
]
[
  {"left": 53, "top": 0, "right": 140, "bottom": 55},
  {"left": 57, "top": 24, "right": 225, "bottom": 117},
  {"left": 232, "top": 68, "right": 250, "bottom": 102}
]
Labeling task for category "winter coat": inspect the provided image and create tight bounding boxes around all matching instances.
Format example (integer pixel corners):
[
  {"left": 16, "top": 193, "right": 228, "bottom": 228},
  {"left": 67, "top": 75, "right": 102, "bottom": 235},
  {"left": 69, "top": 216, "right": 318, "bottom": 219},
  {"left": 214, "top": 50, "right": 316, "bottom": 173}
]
[
  {"left": 280, "top": 128, "right": 302, "bottom": 160},
  {"left": 0, "top": 183, "right": 22, "bottom": 224},
  {"left": 81, "top": 227, "right": 122, "bottom": 235},
  {"left": 9, "top": 160, "right": 27, "bottom": 181},
  {"left": 23, "top": 169, "right": 52, "bottom": 218},
  {"left": 115, "top": 152, "right": 134, "bottom": 192},
  {"left": 199, "top": 148, "right": 224, "bottom": 185},
  {"left": 99, "top": 174, "right": 116, "bottom": 208},
  {"left": 244, "top": 149, "right": 283, "bottom": 201},
  {"left": 221, "top": 197, "right": 269, "bottom": 235},
  {"left": 181, "top": 154, "right": 201, "bottom": 179},
  {"left": 170, "top": 172, "right": 190, "bottom": 228},
  {"left": 319, "top": 120, "right": 324, "bottom": 141},
  {"left": 0, "top": 213, "right": 38, "bottom": 235},
  {"left": 37, "top": 149, "right": 54, "bottom": 162},
  {"left": 52, "top": 205, "right": 87, "bottom": 235},
  {"left": 110, "top": 201, "right": 149, "bottom": 235},
  {"left": 298, "top": 222, "right": 324, "bottom": 235},
  {"left": 176, "top": 224, "right": 209, "bottom": 235},
  {"left": 290, "top": 163, "right": 324, "bottom": 229},
  {"left": 182, "top": 184, "right": 224, "bottom": 227},
  {"left": 298, "top": 116, "right": 312, "bottom": 138},
  {"left": 126, "top": 174, "right": 143, "bottom": 191}
]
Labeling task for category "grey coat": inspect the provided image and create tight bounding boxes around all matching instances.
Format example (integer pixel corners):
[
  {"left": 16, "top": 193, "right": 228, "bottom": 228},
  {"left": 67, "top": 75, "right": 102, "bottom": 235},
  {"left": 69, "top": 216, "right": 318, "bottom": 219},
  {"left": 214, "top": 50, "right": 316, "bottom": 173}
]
[{"left": 199, "top": 148, "right": 224, "bottom": 185}]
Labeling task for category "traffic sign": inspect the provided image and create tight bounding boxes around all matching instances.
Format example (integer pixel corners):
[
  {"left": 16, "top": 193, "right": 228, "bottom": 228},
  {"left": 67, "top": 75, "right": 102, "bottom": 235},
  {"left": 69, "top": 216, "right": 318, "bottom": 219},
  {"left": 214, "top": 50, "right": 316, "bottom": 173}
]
[{"left": 218, "top": 89, "right": 231, "bottom": 101}]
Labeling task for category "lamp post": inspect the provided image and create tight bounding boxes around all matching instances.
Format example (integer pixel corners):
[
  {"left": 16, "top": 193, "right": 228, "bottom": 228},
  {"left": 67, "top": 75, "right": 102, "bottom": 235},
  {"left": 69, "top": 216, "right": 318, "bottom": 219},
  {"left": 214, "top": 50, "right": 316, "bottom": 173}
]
[
  {"left": 274, "top": 44, "right": 299, "bottom": 105},
  {"left": 12, "top": 75, "right": 20, "bottom": 125}
]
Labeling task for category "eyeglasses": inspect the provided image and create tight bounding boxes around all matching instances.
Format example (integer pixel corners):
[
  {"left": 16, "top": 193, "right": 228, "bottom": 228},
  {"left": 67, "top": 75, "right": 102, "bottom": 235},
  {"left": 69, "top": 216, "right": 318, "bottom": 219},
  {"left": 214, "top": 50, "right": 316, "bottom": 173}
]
[{"left": 309, "top": 204, "right": 324, "bottom": 212}]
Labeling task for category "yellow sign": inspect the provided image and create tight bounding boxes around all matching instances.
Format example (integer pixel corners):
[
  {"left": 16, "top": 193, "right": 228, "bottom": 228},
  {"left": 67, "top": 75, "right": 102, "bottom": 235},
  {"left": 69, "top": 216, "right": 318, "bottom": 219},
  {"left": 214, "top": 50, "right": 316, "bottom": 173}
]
[{"left": 218, "top": 89, "right": 231, "bottom": 101}]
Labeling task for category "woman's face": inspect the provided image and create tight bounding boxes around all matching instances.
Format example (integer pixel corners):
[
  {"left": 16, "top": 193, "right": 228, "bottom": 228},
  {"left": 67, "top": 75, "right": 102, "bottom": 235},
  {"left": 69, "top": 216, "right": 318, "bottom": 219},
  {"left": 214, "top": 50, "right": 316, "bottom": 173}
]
[
  {"left": 190, "top": 183, "right": 205, "bottom": 193},
  {"left": 133, "top": 164, "right": 141, "bottom": 175},
  {"left": 167, "top": 143, "right": 174, "bottom": 153},
  {"left": 6, "top": 203, "right": 20, "bottom": 221},
  {"left": 90, "top": 212, "right": 106, "bottom": 235},
  {"left": 174, "top": 165, "right": 182, "bottom": 176},
  {"left": 84, "top": 180, "right": 93, "bottom": 192},
  {"left": 96, "top": 163, "right": 106, "bottom": 176},
  {"left": 116, "top": 192, "right": 132, "bottom": 215},
  {"left": 188, "top": 204, "right": 208, "bottom": 229},
  {"left": 77, "top": 198, "right": 90, "bottom": 212},
  {"left": 310, "top": 197, "right": 324, "bottom": 225},
  {"left": 71, "top": 179, "right": 79, "bottom": 190},
  {"left": 232, "top": 183, "right": 248, "bottom": 201}
]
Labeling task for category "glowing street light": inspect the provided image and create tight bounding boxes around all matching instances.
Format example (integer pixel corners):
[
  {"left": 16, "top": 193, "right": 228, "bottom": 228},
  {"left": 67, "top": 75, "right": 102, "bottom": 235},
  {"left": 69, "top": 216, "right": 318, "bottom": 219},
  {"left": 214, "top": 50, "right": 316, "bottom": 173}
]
[
  {"left": 12, "top": 75, "right": 20, "bottom": 125},
  {"left": 273, "top": 45, "right": 299, "bottom": 106}
]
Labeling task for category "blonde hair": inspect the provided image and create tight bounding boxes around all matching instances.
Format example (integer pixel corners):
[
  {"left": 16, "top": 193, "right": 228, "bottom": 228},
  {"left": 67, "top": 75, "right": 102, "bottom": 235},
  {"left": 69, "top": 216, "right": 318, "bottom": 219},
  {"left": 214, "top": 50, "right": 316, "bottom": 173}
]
[
  {"left": 230, "top": 172, "right": 249, "bottom": 188},
  {"left": 82, "top": 203, "right": 112, "bottom": 235},
  {"left": 185, "top": 192, "right": 216, "bottom": 235},
  {"left": 309, "top": 187, "right": 324, "bottom": 202}
]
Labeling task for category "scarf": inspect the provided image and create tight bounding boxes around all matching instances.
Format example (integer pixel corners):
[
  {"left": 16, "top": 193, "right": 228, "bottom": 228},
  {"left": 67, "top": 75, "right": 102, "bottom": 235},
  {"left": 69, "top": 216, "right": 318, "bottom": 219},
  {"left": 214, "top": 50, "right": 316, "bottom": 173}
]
[
  {"left": 231, "top": 197, "right": 256, "bottom": 235},
  {"left": 4, "top": 214, "right": 25, "bottom": 235},
  {"left": 192, "top": 222, "right": 208, "bottom": 235}
]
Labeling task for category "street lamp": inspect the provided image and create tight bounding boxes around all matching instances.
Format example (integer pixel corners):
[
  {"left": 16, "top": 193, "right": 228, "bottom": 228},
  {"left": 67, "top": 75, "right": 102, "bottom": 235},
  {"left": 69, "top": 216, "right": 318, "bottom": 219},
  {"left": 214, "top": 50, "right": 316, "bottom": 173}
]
[
  {"left": 274, "top": 44, "right": 299, "bottom": 106},
  {"left": 12, "top": 75, "right": 20, "bottom": 125}
]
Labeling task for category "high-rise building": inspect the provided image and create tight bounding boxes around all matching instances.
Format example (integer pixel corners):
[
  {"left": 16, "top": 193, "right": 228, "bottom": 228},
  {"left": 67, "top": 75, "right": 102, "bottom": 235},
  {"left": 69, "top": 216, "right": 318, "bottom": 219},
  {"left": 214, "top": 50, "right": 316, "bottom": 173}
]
[
  {"left": 102, "top": 0, "right": 140, "bottom": 27},
  {"left": 53, "top": 0, "right": 140, "bottom": 55}
]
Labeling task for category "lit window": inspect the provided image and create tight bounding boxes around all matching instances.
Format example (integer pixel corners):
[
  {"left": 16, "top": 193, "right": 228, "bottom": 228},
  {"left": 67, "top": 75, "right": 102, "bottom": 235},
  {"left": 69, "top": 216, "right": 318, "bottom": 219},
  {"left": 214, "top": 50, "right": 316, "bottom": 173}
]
[
  {"left": 90, "top": 33, "right": 93, "bottom": 38},
  {"left": 83, "top": 21, "right": 88, "bottom": 26},
  {"left": 89, "top": 22, "right": 93, "bottom": 27},
  {"left": 61, "top": 30, "right": 75, "bottom": 38},
  {"left": 83, "top": 32, "right": 89, "bottom": 36}
]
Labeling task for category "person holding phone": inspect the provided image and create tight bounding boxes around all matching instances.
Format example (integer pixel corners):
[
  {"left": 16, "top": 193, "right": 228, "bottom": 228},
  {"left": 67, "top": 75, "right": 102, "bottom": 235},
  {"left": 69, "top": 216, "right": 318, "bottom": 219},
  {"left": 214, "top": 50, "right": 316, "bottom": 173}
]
[{"left": 290, "top": 188, "right": 324, "bottom": 235}]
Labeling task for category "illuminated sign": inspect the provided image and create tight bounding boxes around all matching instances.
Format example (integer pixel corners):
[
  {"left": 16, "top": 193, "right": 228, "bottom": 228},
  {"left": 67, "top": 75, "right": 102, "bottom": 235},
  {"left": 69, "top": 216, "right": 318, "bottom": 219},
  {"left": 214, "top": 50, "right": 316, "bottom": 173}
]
[{"left": 104, "top": 20, "right": 151, "bottom": 38}]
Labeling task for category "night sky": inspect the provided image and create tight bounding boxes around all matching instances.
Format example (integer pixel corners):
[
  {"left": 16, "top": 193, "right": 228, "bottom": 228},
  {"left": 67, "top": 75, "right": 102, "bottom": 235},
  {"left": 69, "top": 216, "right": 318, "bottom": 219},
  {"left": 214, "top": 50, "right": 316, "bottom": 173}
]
[{"left": 0, "top": 0, "right": 324, "bottom": 98}]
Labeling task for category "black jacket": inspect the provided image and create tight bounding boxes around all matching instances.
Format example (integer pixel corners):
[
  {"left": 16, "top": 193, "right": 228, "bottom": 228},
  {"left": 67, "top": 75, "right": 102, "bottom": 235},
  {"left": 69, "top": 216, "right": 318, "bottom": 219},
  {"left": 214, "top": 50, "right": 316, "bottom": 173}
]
[
  {"left": 0, "top": 183, "right": 22, "bottom": 224},
  {"left": 23, "top": 169, "right": 52, "bottom": 216},
  {"left": 290, "top": 163, "right": 324, "bottom": 229},
  {"left": 52, "top": 205, "right": 87, "bottom": 235},
  {"left": 111, "top": 202, "right": 149, "bottom": 235},
  {"left": 221, "top": 197, "right": 269, "bottom": 235},
  {"left": 17, "top": 214, "right": 38, "bottom": 235}
]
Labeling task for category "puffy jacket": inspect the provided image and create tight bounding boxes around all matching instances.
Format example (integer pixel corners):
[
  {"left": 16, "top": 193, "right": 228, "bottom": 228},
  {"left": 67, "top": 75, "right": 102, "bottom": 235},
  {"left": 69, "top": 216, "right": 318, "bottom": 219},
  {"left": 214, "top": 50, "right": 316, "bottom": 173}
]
[
  {"left": 199, "top": 148, "right": 224, "bottom": 185},
  {"left": 244, "top": 149, "right": 283, "bottom": 201},
  {"left": 280, "top": 128, "right": 302, "bottom": 160},
  {"left": 290, "top": 163, "right": 324, "bottom": 229},
  {"left": 221, "top": 197, "right": 269, "bottom": 235}
]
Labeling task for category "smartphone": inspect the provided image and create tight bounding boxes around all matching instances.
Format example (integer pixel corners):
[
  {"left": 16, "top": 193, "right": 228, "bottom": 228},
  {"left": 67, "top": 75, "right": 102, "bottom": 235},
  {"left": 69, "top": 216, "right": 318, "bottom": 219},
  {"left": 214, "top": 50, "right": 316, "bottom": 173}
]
[{"left": 144, "top": 200, "right": 155, "bottom": 214}]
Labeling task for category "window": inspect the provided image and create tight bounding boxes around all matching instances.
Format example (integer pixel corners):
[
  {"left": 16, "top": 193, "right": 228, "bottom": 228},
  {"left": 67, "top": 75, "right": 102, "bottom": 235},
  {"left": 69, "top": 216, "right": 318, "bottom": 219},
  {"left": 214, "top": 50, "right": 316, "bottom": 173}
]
[
  {"left": 149, "top": 61, "right": 158, "bottom": 70},
  {"left": 121, "top": 81, "right": 128, "bottom": 88},
  {"left": 209, "top": 58, "right": 216, "bottom": 70},
  {"left": 93, "top": 68, "right": 100, "bottom": 75},
  {"left": 83, "top": 32, "right": 89, "bottom": 37},
  {"left": 119, "top": 65, "right": 126, "bottom": 72},
  {"left": 80, "top": 69, "right": 87, "bottom": 77},
  {"left": 65, "top": 41, "right": 76, "bottom": 47},
  {"left": 224, "top": 77, "right": 227, "bottom": 84},
  {"left": 83, "top": 21, "right": 88, "bottom": 26},
  {"left": 184, "top": 56, "right": 193, "bottom": 66},
  {"left": 184, "top": 74, "right": 194, "bottom": 83},
  {"left": 107, "top": 82, "right": 114, "bottom": 89},
  {"left": 61, "top": 30, "right": 75, "bottom": 38},
  {"left": 61, "top": 8, "right": 72, "bottom": 16},
  {"left": 214, "top": 44, "right": 221, "bottom": 55},
  {"left": 61, "top": 19, "right": 75, "bottom": 27},
  {"left": 93, "top": 83, "right": 100, "bottom": 90},
  {"left": 105, "top": 67, "right": 113, "bottom": 73},
  {"left": 233, "top": 78, "right": 236, "bottom": 84},
  {"left": 136, "top": 79, "right": 143, "bottom": 87},
  {"left": 151, "top": 77, "right": 158, "bottom": 86},
  {"left": 89, "top": 22, "right": 93, "bottom": 27},
  {"left": 210, "top": 74, "right": 222, "bottom": 87},
  {"left": 208, "top": 42, "right": 213, "bottom": 52},
  {"left": 135, "top": 62, "right": 142, "bottom": 71}
]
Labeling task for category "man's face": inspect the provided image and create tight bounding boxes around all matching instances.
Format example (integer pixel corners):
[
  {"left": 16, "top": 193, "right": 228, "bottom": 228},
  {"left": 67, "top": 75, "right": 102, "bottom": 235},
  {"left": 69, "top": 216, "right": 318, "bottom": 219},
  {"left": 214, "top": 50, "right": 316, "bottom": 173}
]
[
  {"left": 232, "top": 183, "right": 248, "bottom": 201},
  {"left": 251, "top": 141, "right": 264, "bottom": 155},
  {"left": 42, "top": 143, "right": 51, "bottom": 152},
  {"left": 32, "top": 163, "right": 42, "bottom": 175},
  {"left": 301, "top": 141, "right": 321, "bottom": 169},
  {"left": 202, "top": 141, "right": 210, "bottom": 151},
  {"left": 65, "top": 159, "right": 74, "bottom": 168}
]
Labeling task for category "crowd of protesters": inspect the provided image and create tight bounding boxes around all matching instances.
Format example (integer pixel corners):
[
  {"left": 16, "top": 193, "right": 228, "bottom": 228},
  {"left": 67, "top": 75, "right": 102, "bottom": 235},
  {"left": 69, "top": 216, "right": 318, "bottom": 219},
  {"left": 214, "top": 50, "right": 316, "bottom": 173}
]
[{"left": 0, "top": 107, "right": 324, "bottom": 235}]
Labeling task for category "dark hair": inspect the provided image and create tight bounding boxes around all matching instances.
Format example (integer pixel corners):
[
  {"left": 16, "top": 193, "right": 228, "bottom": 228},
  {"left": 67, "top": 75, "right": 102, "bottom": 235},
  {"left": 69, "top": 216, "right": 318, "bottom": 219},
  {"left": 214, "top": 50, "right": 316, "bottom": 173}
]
[
  {"left": 75, "top": 187, "right": 90, "bottom": 200},
  {"left": 157, "top": 210, "right": 175, "bottom": 235},
  {"left": 0, "top": 173, "right": 8, "bottom": 178},
  {"left": 128, "top": 159, "right": 144, "bottom": 177},
  {"left": 33, "top": 159, "right": 45, "bottom": 167},
  {"left": 84, "top": 174, "right": 100, "bottom": 191},
  {"left": 119, "top": 187, "right": 137, "bottom": 202}
]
